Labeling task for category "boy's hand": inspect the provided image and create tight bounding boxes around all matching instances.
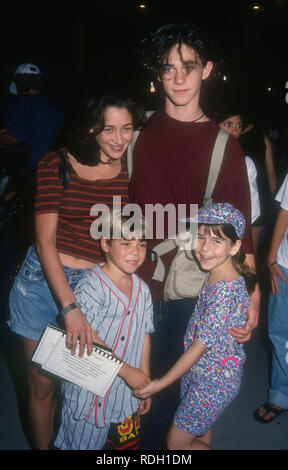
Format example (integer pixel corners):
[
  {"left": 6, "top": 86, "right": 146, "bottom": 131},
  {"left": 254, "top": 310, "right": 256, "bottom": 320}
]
[
  {"left": 120, "top": 364, "right": 151, "bottom": 390},
  {"left": 139, "top": 397, "right": 152, "bottom": 415},
  {"left": 229, "top": 305, "right": 257, "bottom": 343},
  {"left": 134, "top": 379, "right": 161, "bottom": 399},
  {"left": 229, "top": 283, "right": 260, "bottom": 343}
]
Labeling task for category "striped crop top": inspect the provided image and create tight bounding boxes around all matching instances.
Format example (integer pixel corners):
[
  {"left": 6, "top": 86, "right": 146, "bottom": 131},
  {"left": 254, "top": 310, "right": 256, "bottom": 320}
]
[{"left": 34, "top": 149, "right": 129, "bottom": 263}]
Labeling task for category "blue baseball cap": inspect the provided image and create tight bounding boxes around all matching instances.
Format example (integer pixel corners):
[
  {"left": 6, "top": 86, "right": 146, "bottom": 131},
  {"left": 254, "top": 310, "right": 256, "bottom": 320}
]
[
  {"left": 9, "top": 63, "right": 42, "bottom": 94},
  {"left": 196, "top": 202, "right": 246, "bottom": 239}
]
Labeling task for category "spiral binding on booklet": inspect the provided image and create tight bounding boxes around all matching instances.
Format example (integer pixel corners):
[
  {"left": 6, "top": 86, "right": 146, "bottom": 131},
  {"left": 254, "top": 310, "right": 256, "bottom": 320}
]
[
  {"left": 48, "top": 325, "right": 122, "bottom": 365},
  {"left": 94, "top": 347, "right": 122, "bottom": 365}
]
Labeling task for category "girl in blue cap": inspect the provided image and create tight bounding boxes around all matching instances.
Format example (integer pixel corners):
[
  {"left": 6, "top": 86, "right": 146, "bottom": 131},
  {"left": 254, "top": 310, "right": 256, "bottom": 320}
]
[{"left": 135, "top": 202, "right": 257, "bottom": 450}]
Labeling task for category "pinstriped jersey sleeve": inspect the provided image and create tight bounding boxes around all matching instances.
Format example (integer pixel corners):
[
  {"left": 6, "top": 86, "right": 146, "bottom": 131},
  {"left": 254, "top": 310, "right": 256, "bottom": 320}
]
[
  {"left": 142, "top": 281, "right": 154, "bottom": 335},
  {"left": 73, "top": 270, "right": 106, "bottom": 329}
]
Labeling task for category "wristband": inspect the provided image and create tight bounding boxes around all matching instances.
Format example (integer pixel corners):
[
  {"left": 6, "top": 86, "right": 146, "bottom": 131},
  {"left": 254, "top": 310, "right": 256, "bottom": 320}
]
[
  {"left": 61, "top": 302, "right": 81, "bottom": 316},
  {"left": 269, "top": 260, "right": 277, "bottom": 266}
]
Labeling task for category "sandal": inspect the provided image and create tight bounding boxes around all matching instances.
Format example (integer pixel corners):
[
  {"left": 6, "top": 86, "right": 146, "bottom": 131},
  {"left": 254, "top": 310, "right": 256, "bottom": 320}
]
[{"left": 253, "top": 402, "right": 287, "bottom": 423}]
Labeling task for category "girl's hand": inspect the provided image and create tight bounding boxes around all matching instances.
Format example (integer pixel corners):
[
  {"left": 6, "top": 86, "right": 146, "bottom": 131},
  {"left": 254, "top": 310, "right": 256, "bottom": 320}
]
[
  {"left": 64, "top": 307, "right": 93, "bottom": 357},
  {"left": 139, "top": 397, "right": 152, "bottom": 415},
  {"left": 134, "top": 379, "right": 161, "bottom": 399}
]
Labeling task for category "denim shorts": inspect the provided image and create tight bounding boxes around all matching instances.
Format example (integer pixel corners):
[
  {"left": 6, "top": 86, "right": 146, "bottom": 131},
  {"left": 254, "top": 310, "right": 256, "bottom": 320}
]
[
  {"left": 8, "top": 246, "right": 87, "bottom": 341},
  {"left": 268, "top": 263, "right": 288, "bottom": 408}
]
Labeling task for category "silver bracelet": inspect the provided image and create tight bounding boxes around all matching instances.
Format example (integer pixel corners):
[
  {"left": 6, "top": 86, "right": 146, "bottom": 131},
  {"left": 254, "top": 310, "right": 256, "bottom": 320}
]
[
  {"left": 61, "top": 302, "right": 81, "bottom": 316},
  {"left": 269, "top": 260, "right": 278, "bottom": 266}
]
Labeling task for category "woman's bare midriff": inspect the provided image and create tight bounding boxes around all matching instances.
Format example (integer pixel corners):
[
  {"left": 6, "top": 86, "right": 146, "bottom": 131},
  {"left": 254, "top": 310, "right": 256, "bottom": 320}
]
[{"left": 58, "top": 252, "right": 97, "bottom": 269}]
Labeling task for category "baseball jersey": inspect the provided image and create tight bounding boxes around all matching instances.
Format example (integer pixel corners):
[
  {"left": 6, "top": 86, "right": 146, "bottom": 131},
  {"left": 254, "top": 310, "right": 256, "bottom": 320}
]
[{"left": 58, "top": 264, "right": 154, "bottom": 428}]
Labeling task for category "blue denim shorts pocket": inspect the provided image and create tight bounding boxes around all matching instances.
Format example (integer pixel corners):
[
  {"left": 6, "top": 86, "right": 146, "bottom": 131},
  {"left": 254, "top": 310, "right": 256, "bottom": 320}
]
[
  {"left": 17, "top": 246, "right": 45, "bottom": 283},
  {"left": 63, "top": 265, "right": 86, "bottom": 292},
  {"left": 9, "top": 246, "right": 87, "bottom": 341}
]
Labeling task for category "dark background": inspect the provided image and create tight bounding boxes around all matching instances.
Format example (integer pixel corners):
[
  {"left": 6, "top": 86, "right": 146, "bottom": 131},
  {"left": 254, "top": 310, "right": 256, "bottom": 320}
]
[{"left": 1, "top": 0, "right": 288, "bottom": 127}]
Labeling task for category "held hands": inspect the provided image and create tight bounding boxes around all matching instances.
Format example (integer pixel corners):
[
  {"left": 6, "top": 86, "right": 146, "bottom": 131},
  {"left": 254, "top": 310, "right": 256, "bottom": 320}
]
[
  {"left": 64, "top": 307, "right": 93, "bottom": 357},
  {"left": 120, "top": 364, "right": 151, "bottom": 390},
  {"left": 117, "top": 363, "right": 153, "bottom": 415}
]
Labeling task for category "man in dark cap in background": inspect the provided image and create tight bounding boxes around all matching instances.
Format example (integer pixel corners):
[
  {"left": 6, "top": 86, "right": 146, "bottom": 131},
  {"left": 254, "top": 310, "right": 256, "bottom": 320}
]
[
  {"left": 0, "top": 64, "right": 63, "bottom": 316},
  {"left": 0, "top": 62, "right": 63, "bottom": 170}
]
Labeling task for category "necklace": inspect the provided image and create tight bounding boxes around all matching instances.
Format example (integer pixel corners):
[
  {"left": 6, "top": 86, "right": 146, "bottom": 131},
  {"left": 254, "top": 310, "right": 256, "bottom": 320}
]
[
  {"left": 99, "top": 157, "right": 114, "bottom": 165},
  {"left": 192, "top": 112, "right": 205, "bottom": 122}
]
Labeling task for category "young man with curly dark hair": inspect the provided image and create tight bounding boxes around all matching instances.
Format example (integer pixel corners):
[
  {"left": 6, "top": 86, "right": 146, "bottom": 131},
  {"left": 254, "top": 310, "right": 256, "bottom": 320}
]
[{"left": 129, "top": 24, "right": 260, "bottom": 449}]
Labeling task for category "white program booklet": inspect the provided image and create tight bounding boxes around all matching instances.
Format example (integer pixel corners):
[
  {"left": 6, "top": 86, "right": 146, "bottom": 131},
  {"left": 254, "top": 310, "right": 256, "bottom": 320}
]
[{"left": 32, "top": 325, "right": 122, "bottom": 397}]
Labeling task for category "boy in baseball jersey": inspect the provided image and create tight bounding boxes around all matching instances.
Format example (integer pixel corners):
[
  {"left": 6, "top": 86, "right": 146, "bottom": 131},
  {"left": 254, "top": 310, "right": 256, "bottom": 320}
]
[{"left": 54, "top": 214, "right": 154, "bottom": 450}]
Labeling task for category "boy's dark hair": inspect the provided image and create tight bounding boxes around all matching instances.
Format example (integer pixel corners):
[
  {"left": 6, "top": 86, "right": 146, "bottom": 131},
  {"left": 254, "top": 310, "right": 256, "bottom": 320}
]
[
  {"left": 138, "top": 23, "right": 219, "bottom": 78},
  {"left": 65, "top": 95, "right": 146, "bottom": 166}
]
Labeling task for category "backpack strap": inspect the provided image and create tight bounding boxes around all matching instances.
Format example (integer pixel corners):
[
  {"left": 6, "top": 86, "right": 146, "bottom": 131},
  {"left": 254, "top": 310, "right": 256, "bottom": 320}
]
[
  {"left": 151, "top": 128, "right": 229, "bottom": 282},
  {"left": 127, "top": 128, "right": 140, "bottom": 180},
  {"left": 150, "top": 238, "right": 177, "bottom": 282},
  {"left": 203, "top": 128, "right": 229, "bottom": 206},
  {"left": 127, "top": 110, "right": 154, "bottom": 180}
]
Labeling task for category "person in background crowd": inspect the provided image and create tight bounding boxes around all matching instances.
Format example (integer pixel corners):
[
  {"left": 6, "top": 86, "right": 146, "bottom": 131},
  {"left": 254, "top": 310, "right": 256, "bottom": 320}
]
[
  {"left": 213, "top": 106, "right": 261, "bottom": 226},
  {"left": 0, "top": 63, "right": 63, "bottom": 170},
  {"left": 254, "top": 174, "right": 288, "bottom": 424},
  {"left": 239, "top": 116, "right": 277, "bottom": 252}
]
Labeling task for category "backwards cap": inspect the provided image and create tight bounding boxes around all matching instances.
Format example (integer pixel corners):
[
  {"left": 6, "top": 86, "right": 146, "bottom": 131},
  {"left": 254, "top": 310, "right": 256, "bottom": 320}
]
[{"left": 9, "top": 63, "right": 42, "bottom": 94}]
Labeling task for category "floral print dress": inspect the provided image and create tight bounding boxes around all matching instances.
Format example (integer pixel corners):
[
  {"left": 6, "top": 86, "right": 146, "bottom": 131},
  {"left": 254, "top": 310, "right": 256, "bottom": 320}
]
[{"left": 174, "top": 277, "right": 250, "bottom": 436}]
